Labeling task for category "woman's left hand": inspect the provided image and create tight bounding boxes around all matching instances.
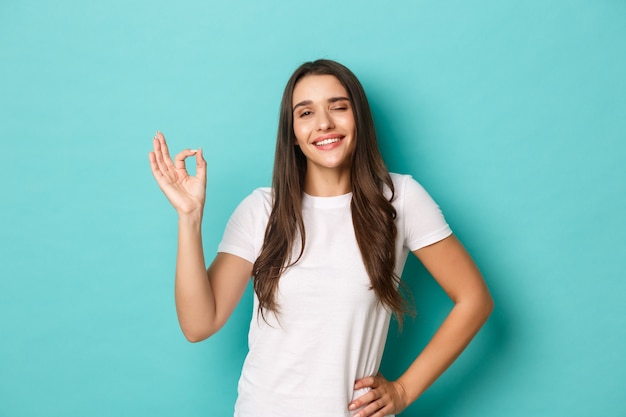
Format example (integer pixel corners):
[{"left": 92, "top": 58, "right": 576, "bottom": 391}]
[{"left": 348, "top": 373, "right": 409, "bottom": 417}]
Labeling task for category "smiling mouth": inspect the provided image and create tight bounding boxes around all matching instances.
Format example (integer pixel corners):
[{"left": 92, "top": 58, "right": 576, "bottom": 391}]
[{"left": 314, "top": 137, "right": 343, "bottom": 146}]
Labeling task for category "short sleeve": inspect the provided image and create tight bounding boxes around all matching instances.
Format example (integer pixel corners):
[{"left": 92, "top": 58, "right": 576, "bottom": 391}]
[
  {"left": 394, "top": 174, "right": 453, "bottom": 251},
  {"left": 217, "top": 188, "right": 272, "bottom": 264}
]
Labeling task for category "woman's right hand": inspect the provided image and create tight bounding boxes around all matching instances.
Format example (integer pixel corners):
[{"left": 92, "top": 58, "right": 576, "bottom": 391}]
[{"left": 148, "top": 131, "right": 207, "bottom": 216}]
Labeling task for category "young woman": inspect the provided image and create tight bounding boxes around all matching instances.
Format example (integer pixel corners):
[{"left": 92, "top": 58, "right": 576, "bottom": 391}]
[{"left": 148, "top": 59, "right": 493, "bottom": 417}]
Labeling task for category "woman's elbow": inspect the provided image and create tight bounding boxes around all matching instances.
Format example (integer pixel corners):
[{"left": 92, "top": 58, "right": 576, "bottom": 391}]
[
  {"left": 183, "top": 331, "right": 210, "bottom": 343},
  {"left": 478, "top": 291, "right": 495, "bottom": 322},
  {"left": 180, "top": 323, "right": 220, "bottom": 343},
  {"left": 459, "top": 290, "right": 494, "bottom": 324}
]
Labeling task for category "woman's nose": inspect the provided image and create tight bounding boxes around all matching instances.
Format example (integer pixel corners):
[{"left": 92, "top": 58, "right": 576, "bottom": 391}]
[{"left": 316, "top": 110, "right": 334, "bottom": 131}]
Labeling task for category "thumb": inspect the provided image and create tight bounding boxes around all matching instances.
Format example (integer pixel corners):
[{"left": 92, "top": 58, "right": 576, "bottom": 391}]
[{"left": 195, "top": 147, "right": 207, "bottom": 181}]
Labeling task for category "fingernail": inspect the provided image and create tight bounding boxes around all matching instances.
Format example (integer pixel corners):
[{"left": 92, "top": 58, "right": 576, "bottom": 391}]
[{"left": 348, "top": 403, "right": 356, "bottom": 411}]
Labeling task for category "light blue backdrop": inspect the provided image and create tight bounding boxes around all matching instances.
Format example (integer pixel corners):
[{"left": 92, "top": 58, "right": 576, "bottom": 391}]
[{"left": 1, "top": 1, "right": 624, "bottom": 416}]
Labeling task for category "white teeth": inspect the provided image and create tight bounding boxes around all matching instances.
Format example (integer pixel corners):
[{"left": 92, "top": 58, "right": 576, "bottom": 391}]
[{"left": 315, "top": 138, "right": 341, "bottom": 146}]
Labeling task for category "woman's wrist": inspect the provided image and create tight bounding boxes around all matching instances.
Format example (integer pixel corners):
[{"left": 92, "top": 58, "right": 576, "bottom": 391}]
[{"left": 178, "top": 210, "right": 204, "bottom": 228}]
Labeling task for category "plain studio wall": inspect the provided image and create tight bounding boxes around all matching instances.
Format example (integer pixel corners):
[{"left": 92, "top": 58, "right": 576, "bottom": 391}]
[{"left": 1, "top": 1, "right": 624, "bottom": 416}]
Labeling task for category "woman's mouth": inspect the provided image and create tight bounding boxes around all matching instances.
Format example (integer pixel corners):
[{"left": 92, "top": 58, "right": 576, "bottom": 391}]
[
  {"left": 315, "top": 137, "right": 342, "bottom": 146},
  {"left": 313, "top": 136, "right": 344, "bottom": 147}
]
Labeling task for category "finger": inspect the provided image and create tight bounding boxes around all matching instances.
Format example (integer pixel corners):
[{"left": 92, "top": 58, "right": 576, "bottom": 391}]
[
  {"left": 154, "top": 131, "right": 177, "bottom": 171},
  {"left": 148, "top": 151, "right": 163, "bottom": 178},
  {"left": 353, "top": 399, "right": 390, "bottom": 417},
  {"left": 149, "top": 151, "right": 177, "bottom": 191},
  {"left": 151, "top": 138, "right": 170, "bottom": 178},
  {"left": 173, "top": 149, "right": 198, "bottom": 171},
  {"left": 195, "top": 147, "right": 207, "bottom": 181},
  {"left": 350, "top": 385, "right": 387, "bottom": 412},
  {"left": 354, "top": 375, "right": 378, "bottom": 390},
  {"left": 353, "top": 389, "right": 394, "bottom": 417},
  {"left": 152, "top": 136, "right": 171, "bottom": 174}
]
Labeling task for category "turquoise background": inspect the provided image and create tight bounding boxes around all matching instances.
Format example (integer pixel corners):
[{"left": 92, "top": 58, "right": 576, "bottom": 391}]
[{"left": 1, "top": 1, "right": 624, "bottom": 416}]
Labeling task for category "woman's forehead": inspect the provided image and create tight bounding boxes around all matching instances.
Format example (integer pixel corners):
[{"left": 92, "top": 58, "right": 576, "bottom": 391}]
[{"left": 292, "top": 74, "right": 348, "bottom": 102}]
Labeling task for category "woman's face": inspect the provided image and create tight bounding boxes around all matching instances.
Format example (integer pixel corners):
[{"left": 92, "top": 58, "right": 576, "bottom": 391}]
[{"left": 291, "top": 74, "right": 356, "bottom": 173}]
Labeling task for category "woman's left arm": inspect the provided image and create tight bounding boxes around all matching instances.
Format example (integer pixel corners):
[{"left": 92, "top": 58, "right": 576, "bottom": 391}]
[{"left": 349, "top": 234, "right": 494, "bottom": 417}]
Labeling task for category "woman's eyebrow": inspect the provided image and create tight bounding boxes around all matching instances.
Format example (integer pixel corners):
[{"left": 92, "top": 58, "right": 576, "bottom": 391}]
[
  {"left": 292, "top": 96, "right": 350, "bottom": 112},
  {"left": 293, "top": 100, "right": 312, "bottom": 112}
]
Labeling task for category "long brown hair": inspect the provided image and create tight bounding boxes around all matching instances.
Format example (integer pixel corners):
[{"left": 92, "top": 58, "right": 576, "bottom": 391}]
[{"left": 253, "top": 59, "right": 410, "bottom": 325}]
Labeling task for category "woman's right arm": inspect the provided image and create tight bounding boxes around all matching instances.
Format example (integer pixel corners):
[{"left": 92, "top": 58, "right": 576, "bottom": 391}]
[{"left": 149, "top": 132, "right": 252, "bottom": 342}]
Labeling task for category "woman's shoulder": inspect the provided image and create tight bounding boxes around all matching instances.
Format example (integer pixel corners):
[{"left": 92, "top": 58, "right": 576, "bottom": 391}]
[
  {"left": 387, "top": 172, "right": 423, "bottom": 197},
  {"left": 248, "top": 186, "right": 273, "bottom": 203},
  {"left": 388, "top": 172, "right": 441, "bottom": 207},
  {"left": 230, "top": 186, "right": 273, "bottom": 217},
  {"left": 389, "top": 172, "right": 412, "bottom": 187}
]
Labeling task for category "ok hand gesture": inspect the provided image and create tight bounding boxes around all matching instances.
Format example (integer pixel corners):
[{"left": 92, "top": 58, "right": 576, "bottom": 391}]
[{"left": 148, "top": 131, "right": 207, "bottom": 216}]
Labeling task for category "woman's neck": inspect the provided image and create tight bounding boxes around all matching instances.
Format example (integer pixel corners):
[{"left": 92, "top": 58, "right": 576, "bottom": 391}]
[{"left": 303, "top": 166, "right": 351, "bottom": 197}]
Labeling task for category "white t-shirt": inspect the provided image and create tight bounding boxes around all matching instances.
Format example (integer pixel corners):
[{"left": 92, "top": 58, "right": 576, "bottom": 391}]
[{"left": 217, "top": 173, "right": 452, "bottom": 417}]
